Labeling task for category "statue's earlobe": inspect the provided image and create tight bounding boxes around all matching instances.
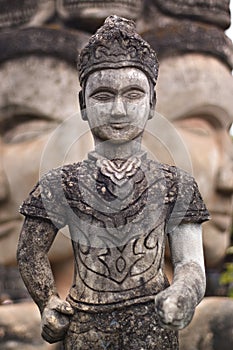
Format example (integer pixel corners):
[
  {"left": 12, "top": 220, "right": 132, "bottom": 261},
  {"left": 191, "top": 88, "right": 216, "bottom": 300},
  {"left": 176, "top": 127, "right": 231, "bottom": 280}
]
[
  {"left": 79, "top": 90, "right": 87, "bottom": 120},
  {"left": 149, "top": 91, "right": 156, "bottom": 120}
]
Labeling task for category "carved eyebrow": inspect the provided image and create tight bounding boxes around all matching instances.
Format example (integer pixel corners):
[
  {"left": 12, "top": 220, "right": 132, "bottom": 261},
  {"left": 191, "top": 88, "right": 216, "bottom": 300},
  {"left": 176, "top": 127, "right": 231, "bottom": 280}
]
[
  {"left": 88, "top": 85, "right": 146, "bottom": 97},
  {"left": 121, "top": 85, "right": 146, "bottom": 94}
]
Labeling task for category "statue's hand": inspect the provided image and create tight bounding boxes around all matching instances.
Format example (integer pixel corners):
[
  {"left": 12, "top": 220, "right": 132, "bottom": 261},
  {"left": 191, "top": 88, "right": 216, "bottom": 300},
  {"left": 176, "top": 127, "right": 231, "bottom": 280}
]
[
  {"left": 41, "top": 295, "right": 74, "bottom": 343},
  {"left": 154, "top": 288, "right": 195, "bottom": 330}
]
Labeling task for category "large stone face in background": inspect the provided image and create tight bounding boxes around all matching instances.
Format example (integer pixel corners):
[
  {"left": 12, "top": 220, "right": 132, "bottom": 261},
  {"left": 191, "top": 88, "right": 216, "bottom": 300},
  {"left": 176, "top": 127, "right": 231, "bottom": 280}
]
[
  {"left": 152, "top": 53, "right": 233, "bottom": 268},
  {"left": 140, "top": 0, "right": 233, "bottom": 273}
]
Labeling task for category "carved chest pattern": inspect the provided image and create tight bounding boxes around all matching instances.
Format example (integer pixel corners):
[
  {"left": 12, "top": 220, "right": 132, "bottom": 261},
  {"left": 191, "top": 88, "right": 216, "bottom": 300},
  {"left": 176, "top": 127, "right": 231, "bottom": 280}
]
[{"left": 65, "top": 154, "right": 169, "bottom": 296}]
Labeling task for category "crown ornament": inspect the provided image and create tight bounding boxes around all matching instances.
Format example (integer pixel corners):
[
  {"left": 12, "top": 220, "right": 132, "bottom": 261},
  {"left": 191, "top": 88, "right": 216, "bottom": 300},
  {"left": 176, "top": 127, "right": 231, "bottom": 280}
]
[{"left": 78, "top": 15, "right": 159, "bottom": 87}]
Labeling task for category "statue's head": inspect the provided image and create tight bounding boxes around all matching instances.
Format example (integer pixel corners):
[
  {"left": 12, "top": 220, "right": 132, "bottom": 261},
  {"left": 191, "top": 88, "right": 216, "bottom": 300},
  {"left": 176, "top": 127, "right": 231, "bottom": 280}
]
[{"left": 78, "top": 15, "right": 158, "bottom": 144}]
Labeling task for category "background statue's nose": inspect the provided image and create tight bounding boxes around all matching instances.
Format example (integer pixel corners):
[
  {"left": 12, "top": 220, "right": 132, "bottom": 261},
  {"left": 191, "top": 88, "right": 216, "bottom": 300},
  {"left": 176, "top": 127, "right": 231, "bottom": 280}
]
[
  {"left": 0, "top": 149, "right": 10, "bottom": 203},
  {"left": 216, "top": 157, "right": 233, "bottom": 194},
  {"left": 111, "top": 97, "right": 126, "bottom": 117}
]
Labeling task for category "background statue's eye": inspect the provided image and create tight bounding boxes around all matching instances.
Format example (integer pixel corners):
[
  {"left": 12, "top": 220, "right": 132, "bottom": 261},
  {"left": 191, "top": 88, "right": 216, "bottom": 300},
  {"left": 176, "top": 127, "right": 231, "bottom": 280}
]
[
  {"left": 91, "top": 92, "right": 114, "bottom": 101},
  {"left": 124, "top": 90, "right": 145, "bottom": 100},
  {"left": 229, "top": 123, "right": 233, "bottom": 140},
  {"left": 174, "top": 117, "right": 217, "bottom": 137},
  {"left": 0, "top": 112, "right": 57, "bottom": 144}
]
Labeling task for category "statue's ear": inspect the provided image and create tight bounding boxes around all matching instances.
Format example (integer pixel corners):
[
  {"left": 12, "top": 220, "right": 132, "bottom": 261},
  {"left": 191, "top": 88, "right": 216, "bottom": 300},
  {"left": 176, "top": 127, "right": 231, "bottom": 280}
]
[
  {"left": 148, "top": 91, "right": 156, "bottom": 120},
  {"left": 79, "top": 90, "right": 87, "bottom": 120}
]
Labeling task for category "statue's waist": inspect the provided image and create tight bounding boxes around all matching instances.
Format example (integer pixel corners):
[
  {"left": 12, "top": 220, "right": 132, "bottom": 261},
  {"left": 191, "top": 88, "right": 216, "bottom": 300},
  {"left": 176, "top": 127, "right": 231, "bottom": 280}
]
[{"left": 67, "top": 268, "right": 169, "bottom": 312}]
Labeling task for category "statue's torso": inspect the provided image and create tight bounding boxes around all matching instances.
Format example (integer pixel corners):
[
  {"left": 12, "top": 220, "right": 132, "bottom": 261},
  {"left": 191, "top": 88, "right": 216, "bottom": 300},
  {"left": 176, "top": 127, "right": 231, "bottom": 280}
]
[
  {"left": 64, "top": 153, "right": 172, "bottom": 309},
  {"left": 20, "top": 152, "right": 209, "bottom": 311}
]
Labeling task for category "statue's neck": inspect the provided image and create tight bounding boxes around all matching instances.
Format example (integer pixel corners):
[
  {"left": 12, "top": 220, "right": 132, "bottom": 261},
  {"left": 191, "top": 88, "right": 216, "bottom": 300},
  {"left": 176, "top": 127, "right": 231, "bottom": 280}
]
[{"left": 93, "top": 136, "right": 142, "bottom": 160}]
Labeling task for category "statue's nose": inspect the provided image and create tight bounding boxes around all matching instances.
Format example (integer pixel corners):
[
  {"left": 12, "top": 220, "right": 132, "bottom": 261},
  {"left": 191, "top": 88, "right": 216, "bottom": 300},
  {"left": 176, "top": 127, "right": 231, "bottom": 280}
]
[{"left": 111, "top": 97, "right": 126, "bottom": 117}]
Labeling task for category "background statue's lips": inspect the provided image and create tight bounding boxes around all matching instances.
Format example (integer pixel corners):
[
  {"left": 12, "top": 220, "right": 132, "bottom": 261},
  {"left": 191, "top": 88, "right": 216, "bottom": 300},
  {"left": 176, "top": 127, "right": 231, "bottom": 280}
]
[
  {"left": 210, "top": 211, "right": 232, "bottom": 232},
  {"left": 57, "top": 0, "right": 143, "bottom": 29},
  {"left": 0, "top": 220, "right": 19, "bottom": 238},
  {"left": 59, "top": 0, "right": 143, "bottom": 13}
]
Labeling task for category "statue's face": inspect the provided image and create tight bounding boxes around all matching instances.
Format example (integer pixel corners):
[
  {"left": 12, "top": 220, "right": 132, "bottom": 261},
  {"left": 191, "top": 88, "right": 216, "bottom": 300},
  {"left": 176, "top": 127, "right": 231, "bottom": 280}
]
[
  {"left": 146, "top": 54, "right": 233, "bottom": 268},
  {"left": 85, "top": 67, "right": 151, "bottom": 144},
  {"left": 0, "top": 55, "right": 79, "bottom": 265}
]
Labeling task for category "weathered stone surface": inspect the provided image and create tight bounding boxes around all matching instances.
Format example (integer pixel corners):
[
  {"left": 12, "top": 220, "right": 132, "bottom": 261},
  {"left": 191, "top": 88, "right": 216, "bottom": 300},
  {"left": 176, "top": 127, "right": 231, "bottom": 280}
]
[
  {"left": 153, "top": 0, "right": 231, "bottom": 29},
  {"left": 78, "top": 15, "right": 158, "bottom": 86},
  {"left": 64, "top": 301, "right": 179, "bottom": 350},
  {"left": 140, "top": 1, "right": 233, "bottom": 70},
  {"left": 0, "top": 0, "right": 55, "bottom": 29},
  {"left": 0, "top": 27, "right": 89, "bottom": 67},
  {"left": 57, "top": 0, "right": 144, "bottom": 31}
]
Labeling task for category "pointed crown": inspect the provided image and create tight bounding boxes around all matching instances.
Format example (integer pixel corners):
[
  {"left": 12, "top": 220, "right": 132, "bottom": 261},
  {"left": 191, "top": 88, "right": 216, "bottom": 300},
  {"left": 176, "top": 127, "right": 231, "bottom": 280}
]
[{"left": 78, "top": 15, "right": 159, "bottom": 87}]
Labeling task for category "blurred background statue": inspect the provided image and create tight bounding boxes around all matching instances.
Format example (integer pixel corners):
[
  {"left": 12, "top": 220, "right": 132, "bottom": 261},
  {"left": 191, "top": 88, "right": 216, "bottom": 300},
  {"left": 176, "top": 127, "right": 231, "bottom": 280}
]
[
  {"left": 140, "top": 0, "right": 233, "bottom": 276},
  {"left": 139, "top": 1, "right": 233, "bottom": 348},
  {"left": 0, "top": 1, "right": 232, "bottom": 349}
]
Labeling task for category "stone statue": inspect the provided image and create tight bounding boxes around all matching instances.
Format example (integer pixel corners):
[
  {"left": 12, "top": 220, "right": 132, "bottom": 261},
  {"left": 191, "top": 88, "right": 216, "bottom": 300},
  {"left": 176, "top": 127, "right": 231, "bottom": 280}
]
[
  {"left": 17, "top": 16, "right": 209, "bottom": 350},
  {"left": 1, "top": 1, "right": 232, "bottom": 349}
]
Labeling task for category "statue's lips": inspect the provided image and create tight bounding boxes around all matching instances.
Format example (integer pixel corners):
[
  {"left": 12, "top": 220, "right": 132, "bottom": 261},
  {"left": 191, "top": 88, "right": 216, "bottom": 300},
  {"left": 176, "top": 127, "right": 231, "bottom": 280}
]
[
  {"left": 0, "top": 220, "right": 19, "bottom": 238},
  {"left": 109, "top": 122, "right": 130, "bottom": 129}
]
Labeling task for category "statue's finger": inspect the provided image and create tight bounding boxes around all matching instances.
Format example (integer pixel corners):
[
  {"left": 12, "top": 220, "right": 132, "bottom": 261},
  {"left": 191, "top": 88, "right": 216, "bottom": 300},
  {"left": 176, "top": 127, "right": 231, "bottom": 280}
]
[
  {"left": 55, "top": 301, "right": 74, "bottom": 315},
  {"left": 41, "top": 326, "right": 64, "bottom": 343}
]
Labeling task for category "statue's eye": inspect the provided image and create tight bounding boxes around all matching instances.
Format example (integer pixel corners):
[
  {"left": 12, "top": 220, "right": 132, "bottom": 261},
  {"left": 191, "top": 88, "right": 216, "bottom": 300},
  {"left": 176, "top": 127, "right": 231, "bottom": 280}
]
[
  {"left": 123, "top": 90, "right": 145, "bottom": 100},
  {"left": 91, "top": 92, "right": 114, "bottom": 101},
  {"left": 0, "top": 111, "right": 57, "bottom": 144}
]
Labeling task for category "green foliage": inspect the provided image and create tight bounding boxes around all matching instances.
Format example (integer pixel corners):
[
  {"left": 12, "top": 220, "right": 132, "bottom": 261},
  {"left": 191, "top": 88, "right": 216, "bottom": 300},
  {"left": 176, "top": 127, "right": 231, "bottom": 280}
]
[
  {"left": 219, "top": 226, "right": 233, "bottom": 298},
  {"left": 220, "top": 262, "right": 233, "bottom": 298}
]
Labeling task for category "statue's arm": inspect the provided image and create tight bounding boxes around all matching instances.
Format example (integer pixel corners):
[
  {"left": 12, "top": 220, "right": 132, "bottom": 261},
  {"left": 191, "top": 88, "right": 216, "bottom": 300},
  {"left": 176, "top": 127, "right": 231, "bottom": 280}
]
[
  {"left": 17, "top": 217, "right": 73, "bottom": 343},
  {"left": 155, "top": 223, "right": 205, "bottom": 330},
  {"left": 17, "top": 217, "right": 59, "bottom": 311}
]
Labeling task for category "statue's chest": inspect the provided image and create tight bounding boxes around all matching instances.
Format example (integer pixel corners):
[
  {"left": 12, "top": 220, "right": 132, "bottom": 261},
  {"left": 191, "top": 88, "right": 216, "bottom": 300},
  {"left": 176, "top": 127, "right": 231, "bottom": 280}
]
[
  {"left": 63, "top": 159, "right": 169, "bottom": 290},
  {"left": 65, "top": 158, "right": 168, "bottom": 246}
]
